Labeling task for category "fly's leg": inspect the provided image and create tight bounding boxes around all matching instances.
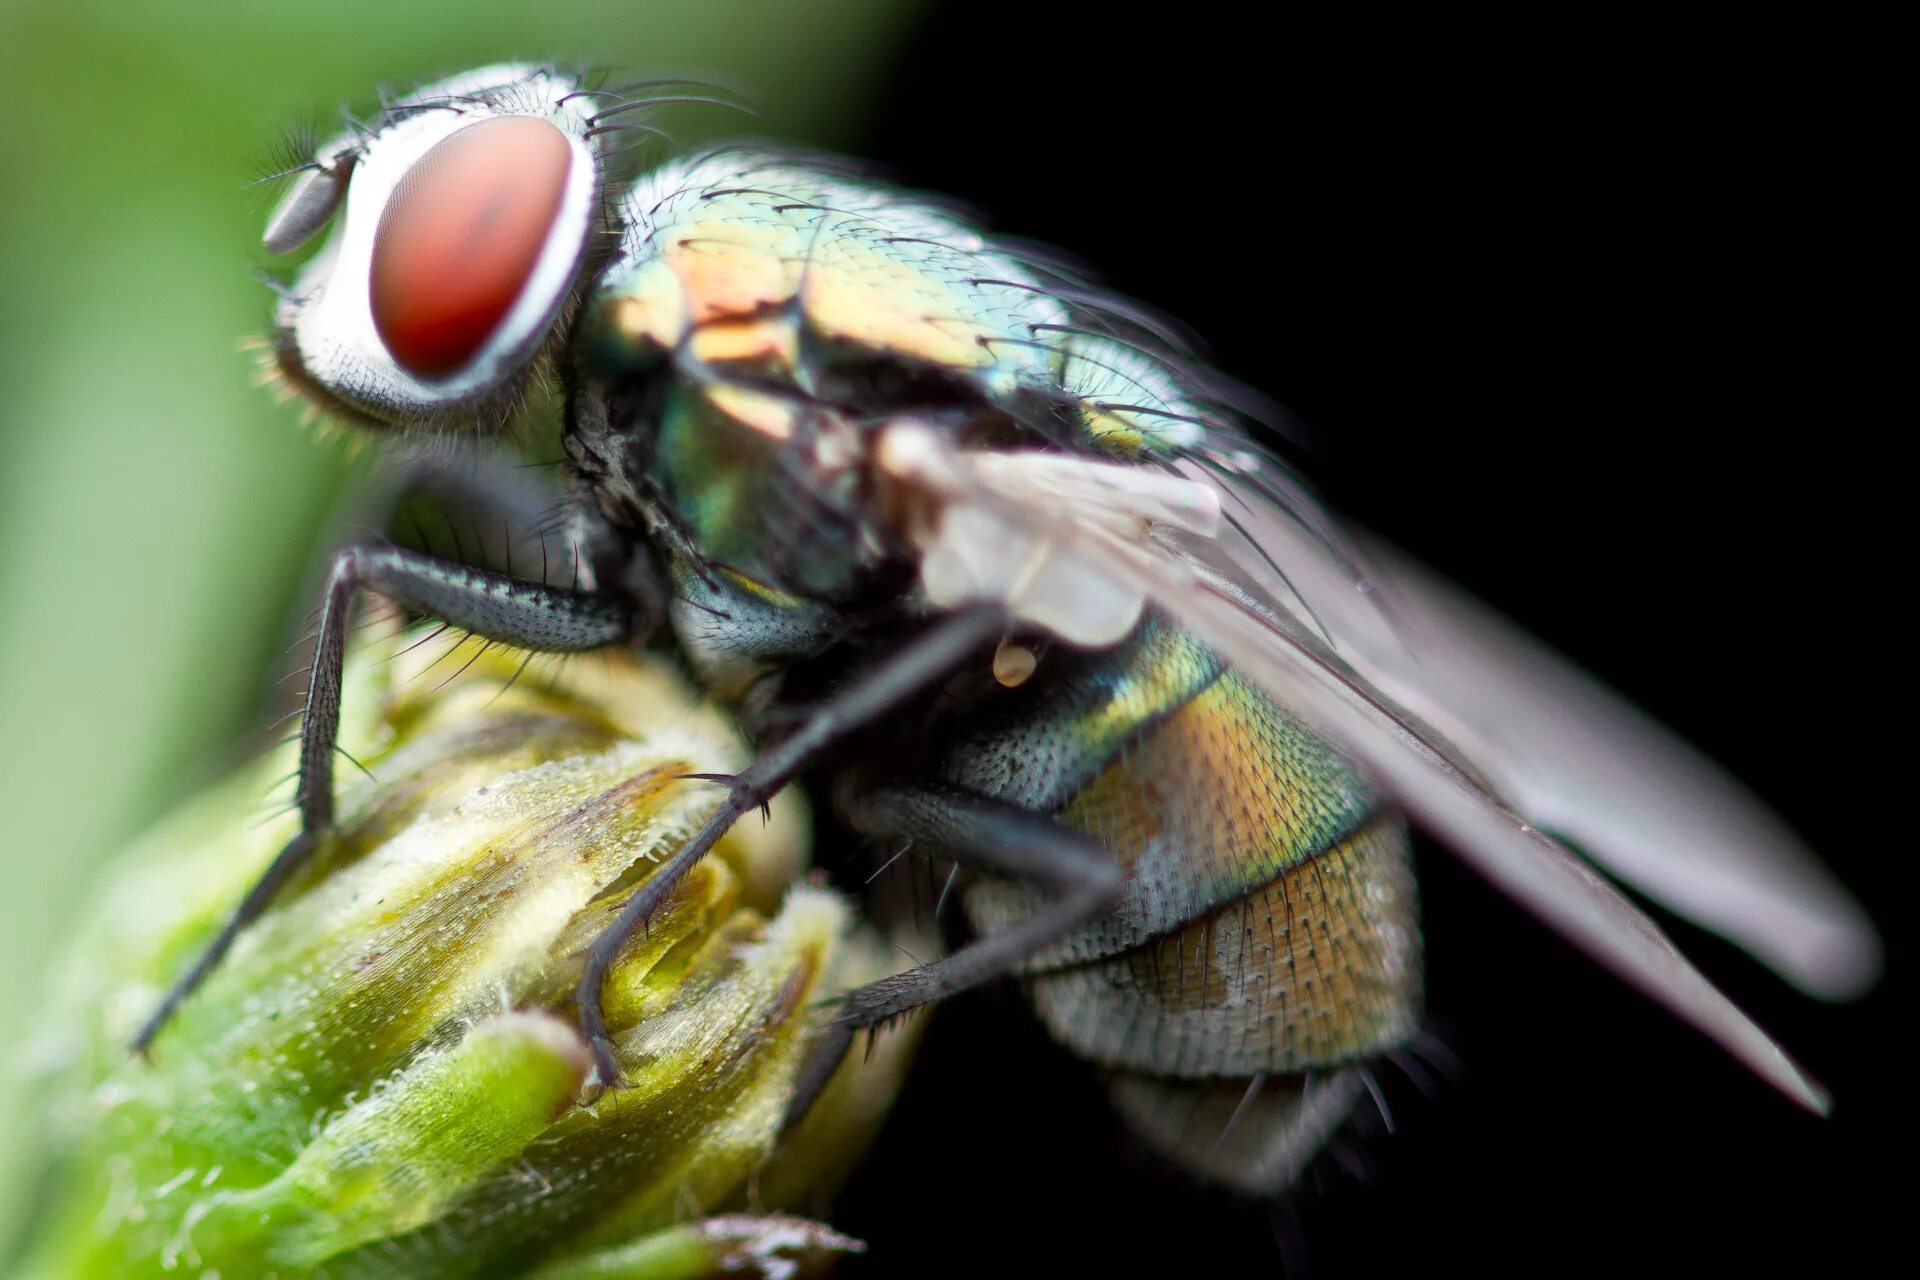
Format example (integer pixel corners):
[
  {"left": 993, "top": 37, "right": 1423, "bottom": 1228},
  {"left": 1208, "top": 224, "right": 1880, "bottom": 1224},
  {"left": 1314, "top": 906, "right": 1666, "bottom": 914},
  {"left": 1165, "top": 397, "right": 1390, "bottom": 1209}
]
[
  {"left": 784, "top": 784, "right": 1123, "bottom": 1127},
  {"left": 574, "top": 603, "right": 1009, "bottom": 1087},
  {"left": 132, "top": 545, "right": 636, "bottom": 1053}
]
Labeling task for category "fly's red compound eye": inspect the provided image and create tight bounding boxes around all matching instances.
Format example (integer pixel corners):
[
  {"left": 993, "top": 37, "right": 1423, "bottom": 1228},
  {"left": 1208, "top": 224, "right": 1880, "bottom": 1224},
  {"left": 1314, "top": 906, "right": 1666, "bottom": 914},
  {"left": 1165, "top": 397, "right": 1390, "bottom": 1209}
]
[{"left": 369, "top": 116, "right": 573, "bottom": 380}]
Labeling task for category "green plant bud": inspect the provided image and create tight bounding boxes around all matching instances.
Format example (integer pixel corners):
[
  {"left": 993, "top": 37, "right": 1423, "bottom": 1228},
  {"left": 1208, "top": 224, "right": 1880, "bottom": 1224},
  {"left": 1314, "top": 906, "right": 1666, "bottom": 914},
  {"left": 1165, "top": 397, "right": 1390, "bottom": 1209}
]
[{"left": 10, "top": 628, "right": 917, "bottom": 1279}]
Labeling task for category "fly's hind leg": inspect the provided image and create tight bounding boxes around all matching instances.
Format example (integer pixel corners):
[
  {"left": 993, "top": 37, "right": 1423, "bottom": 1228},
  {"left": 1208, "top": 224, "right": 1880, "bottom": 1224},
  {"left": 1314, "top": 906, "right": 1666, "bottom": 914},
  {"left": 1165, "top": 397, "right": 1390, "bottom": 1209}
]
[
  {"left": 131, "top": 545, "right": 637, "bottom": 1053},
  {"left": 784, "top": 783, "right": 1124, "bottom": 1126}
]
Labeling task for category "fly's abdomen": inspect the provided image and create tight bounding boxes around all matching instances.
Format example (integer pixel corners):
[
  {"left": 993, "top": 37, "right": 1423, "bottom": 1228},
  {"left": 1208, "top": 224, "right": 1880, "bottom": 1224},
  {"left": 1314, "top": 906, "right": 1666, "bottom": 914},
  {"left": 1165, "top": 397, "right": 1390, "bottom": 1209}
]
[
  {"left": 943, "top": 620, "right": 1422, "bottom": 1187},
  {"left": 1032, "top": 808, "right": 1419, "bottom": 1078},
  {"left": 973, "top": 659, "right": 1420, "bottom": 1071}
]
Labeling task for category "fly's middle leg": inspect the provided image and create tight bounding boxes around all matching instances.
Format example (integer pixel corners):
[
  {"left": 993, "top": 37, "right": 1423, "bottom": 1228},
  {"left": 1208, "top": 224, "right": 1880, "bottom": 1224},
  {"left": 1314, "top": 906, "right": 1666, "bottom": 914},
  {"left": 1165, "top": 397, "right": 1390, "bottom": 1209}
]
[
  {"left": 131, "top": 545, "right": 637, "bottom": 1054},
  {"left": 784, "top": 784, "right": 1124, "bottom": 1127}
]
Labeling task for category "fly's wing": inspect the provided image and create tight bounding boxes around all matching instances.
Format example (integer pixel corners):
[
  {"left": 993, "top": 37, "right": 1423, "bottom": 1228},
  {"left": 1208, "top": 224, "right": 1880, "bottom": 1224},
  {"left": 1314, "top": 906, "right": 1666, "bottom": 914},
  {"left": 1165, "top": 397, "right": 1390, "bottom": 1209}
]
[
  {"left": 879, "top": 423, "right": 1874, "bottom": 1115},
  {"left": 1194, "top": 467, "right": 1882, "bottom": 1002}
]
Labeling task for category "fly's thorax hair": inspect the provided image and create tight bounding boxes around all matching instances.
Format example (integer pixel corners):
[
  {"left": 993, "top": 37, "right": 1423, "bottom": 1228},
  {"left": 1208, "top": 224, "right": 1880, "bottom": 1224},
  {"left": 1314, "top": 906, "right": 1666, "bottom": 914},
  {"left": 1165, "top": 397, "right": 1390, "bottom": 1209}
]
[
  {"left": 256, "top": 64, "right": 655, "bottom": 436},
  {"left": 568, "top": 331, "right": 943, "bottom": 627}
]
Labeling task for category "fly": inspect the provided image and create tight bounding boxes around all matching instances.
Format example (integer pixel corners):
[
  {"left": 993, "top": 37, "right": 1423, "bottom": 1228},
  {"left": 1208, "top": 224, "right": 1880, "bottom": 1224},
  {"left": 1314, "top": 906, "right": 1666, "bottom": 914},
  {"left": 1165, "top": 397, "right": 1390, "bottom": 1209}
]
[{"left": 135, "top": 63, "right": 1880, "bottom": 1193}]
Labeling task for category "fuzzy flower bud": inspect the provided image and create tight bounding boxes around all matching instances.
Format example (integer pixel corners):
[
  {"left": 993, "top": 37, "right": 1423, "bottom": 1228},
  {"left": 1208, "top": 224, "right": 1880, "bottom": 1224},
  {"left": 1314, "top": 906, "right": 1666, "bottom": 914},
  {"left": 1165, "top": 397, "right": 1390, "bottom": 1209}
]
[{"left": 11, "top": 627, "right": 914, "bottom": 1279}]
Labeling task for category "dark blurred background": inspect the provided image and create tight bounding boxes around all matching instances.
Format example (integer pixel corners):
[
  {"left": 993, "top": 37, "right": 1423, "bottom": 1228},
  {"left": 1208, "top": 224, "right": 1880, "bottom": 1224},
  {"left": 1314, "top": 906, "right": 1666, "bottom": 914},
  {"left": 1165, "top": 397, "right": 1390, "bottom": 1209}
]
[{"left": 0, "top": 8, "right": 1905, "bottom": 1277}]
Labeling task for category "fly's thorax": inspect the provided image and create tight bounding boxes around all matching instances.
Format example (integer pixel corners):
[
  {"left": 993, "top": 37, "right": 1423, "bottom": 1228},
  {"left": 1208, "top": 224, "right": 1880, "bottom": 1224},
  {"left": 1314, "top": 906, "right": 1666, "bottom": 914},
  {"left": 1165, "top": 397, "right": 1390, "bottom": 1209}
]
[
  {"left": 579, "top": 150, "right": 1066, "bottom": 398},
  {"left": 568, "top": 367, "right": 917, "bottom": 689},
  {"left": 570, "top": 284, "right": 912, "bottom": 611},
  {"left": 565, "top": 146, "right": 1226, "bottom": 631},
  {"left": 650, "top": 380, "right": 890, "bottom": 601}
]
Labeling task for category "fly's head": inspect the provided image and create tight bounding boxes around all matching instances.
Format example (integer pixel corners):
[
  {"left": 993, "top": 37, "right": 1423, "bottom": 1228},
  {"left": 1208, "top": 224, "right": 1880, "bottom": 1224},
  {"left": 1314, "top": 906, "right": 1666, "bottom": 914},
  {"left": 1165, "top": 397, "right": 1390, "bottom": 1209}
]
[{"left": 259, "top": 64, "right": 618, "bottom": 433}]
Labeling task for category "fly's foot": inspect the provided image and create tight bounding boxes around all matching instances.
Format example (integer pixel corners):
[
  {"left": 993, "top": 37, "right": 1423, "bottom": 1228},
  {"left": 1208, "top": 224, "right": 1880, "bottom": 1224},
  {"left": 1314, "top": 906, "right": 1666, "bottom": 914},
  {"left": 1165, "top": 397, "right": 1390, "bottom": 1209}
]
[
  {"left": 132, "top": 826, "right": 326, "bottom": 1057},
  {"left": 574, "top": 985, "right": 629, "bottom": 1092}
]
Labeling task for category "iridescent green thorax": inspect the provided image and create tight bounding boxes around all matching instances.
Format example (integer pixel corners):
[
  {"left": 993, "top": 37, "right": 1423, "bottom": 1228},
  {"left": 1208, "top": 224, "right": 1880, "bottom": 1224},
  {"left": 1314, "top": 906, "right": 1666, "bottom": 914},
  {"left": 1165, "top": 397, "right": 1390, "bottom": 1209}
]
[{"left": 568, "top": 150, "right": 1210, "bottom": 613}]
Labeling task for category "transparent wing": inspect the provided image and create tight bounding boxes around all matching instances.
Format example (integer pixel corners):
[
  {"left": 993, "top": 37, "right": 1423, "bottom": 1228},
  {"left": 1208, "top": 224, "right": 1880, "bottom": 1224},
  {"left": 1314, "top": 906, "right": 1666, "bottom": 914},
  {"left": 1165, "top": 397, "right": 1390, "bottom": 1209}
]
[
  {"left": 882, "top": 425, "right": 1874, "bottom": 1114},
  {"left": 1194, "top": 465, "right": 1881, "bottom": 1002}
]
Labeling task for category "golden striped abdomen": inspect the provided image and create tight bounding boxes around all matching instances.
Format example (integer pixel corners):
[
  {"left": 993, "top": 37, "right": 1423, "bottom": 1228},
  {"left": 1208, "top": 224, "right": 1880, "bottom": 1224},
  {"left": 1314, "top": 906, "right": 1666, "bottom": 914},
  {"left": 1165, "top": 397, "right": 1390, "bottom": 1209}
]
[{"left": 942, "top": 618, "right": 1423, "bottom": 1189}]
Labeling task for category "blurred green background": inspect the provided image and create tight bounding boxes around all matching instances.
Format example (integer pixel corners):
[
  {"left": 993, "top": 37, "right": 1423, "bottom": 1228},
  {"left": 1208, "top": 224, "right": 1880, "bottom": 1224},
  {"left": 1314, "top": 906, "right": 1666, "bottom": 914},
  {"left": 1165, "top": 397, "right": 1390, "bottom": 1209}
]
[{"left": 0, "top": 0, "right": 921, "bottom": 1244}]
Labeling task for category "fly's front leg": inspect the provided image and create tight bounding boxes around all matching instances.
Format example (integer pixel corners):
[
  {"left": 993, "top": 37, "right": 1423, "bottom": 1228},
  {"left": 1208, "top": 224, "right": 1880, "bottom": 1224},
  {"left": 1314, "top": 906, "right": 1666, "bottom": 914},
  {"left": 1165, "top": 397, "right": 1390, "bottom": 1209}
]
[
  {"left": 132, "top": 546, "right": 636, "bottom": 1053},
  {"left": 785, "top": 785, "right": 1124, "bottom": 1128},
  {"left": 574, "top": 603, "right": 1009, "bottom": 1087}
]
